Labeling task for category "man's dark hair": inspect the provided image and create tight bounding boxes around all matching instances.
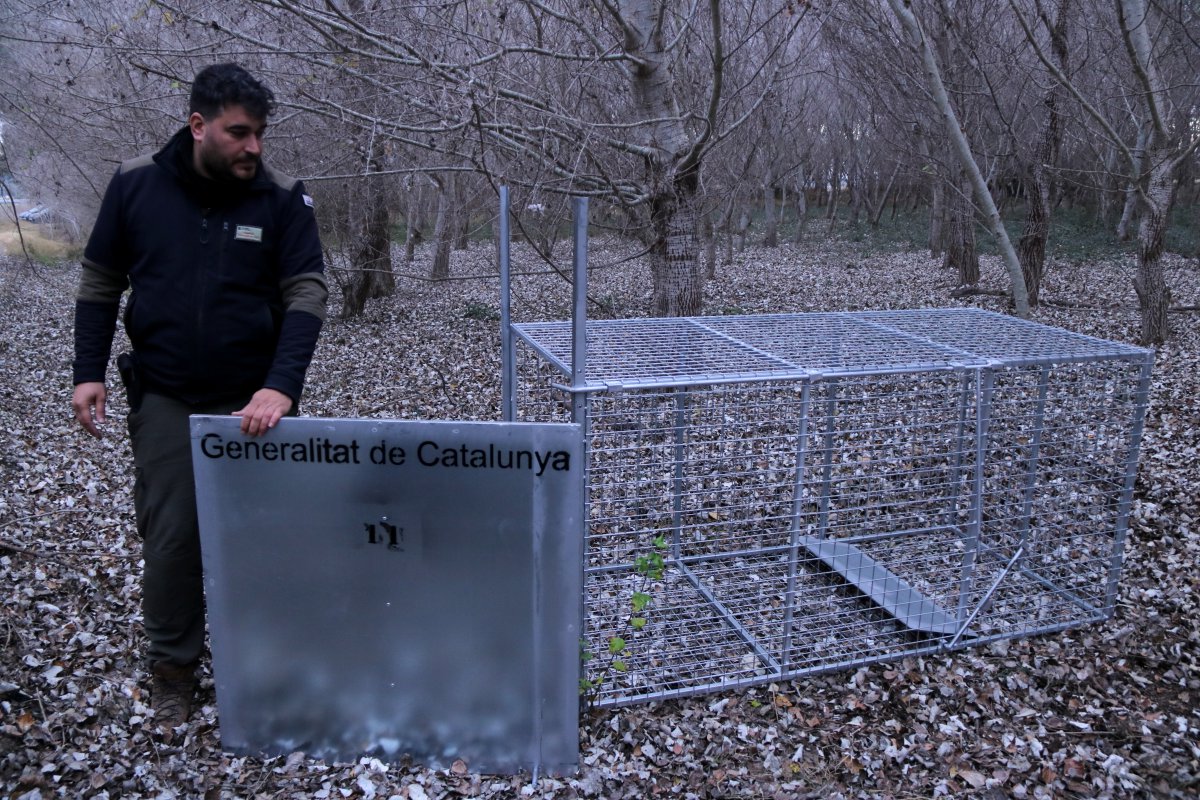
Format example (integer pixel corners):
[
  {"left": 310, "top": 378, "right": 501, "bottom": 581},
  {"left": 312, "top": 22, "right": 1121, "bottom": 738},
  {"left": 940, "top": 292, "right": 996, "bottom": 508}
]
[{"left": 189, "top": 63, "right": 275, "bottom": 121}]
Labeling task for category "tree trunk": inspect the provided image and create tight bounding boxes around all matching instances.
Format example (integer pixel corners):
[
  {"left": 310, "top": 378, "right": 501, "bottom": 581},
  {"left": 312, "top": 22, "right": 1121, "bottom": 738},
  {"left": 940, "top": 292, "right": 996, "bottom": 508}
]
[
  {"left": 870, "top": 165, "right": 900, "bottom": 227},
  {"left": 338, "top": 0, "right": 396, "bottom": 318},
  {"left": 1016, "top": 1, "right": 1067, "bottom": 310},
  {"left": 762, "top": 168, "right": 778, "bottom": 247},
  {"left": 404, "top": 200, "right": 418, "bottom": 264},
  {"left": 1097, "top": 145, "right": 1121, "bottom": 226},
  {"left": 943, "top": 179, "right": 979, "bottom": 287},
  {"left": 714, "top": 199, "right": 735, "bottom": 266},
  {"left": 928, "top": 177, "right": 945, "bottom": 258},
  {"left": 1017, "top": 186, "right": 1048, "bottom": 307},
  {"left": 1132, "top": 154, "right": 1175, "bottom": 344},
  {"left": 849, "top": 174, "right": 865, "bottom": 226},
  {"left": 622, "top": 0, "right": 714, "bottom": 317},
  {"left": 825, "top": 160, "right": 840, "bottom": 221},
  {"left": 918, "top": 134, "right": 945, "bottom": 258},
  {"left": 454, "top": 209, "right": 469, "bottom": 250},
  {"left": 649, "top": 173, "right": 703, "bottom": 317},
  {"left": 340, "top": 184, "right": 394, "bottom": 318},
  {"left": 453, "top": 177, "right": 471, "bottom": 250},
  {"left": 792, "top": 175, "right": 808, "bottom": 244},
  {"left": 704, "top": 218, "right": 717, "bottom": 280},
  {"left": 888, "top": 0, "right": 1029, "bottom": 316},
  {"left": 1117, "top": 126, "right": 1148, "bottom": 241},
  {"left": 826, "top": 170, "right": 841, "bottom": 235},
  {"left": 429, "top": 175, "right": 452, "bottom": 281},
  {"left": 340, "top": 131, "right": 395, "bottom": 318}
]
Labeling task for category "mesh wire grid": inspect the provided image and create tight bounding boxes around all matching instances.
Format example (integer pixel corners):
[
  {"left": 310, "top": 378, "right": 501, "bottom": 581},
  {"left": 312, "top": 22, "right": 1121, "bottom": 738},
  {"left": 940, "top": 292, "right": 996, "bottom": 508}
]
[
  {"left": 511, "top": 310, "right": 1152, "bottom": 707},
  {"left": 512, "top": 308, "right": 1147, "bottom": 388}
]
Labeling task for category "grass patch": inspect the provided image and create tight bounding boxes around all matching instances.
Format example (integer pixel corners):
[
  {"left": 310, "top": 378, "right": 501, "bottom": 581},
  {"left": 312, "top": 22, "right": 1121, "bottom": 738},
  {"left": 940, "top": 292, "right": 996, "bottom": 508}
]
[
  {"left": 970, "top": 202, "right": 1199, "bottom": 262},
  {"left": 381, "top": 196, "right": 1196, "bottom": 261},
  {"left": 391, "top": 217, "right": 496, "bottom": 245},
  {"left": 0, "top": 224, "right": 78, "bottom": 263},
  {"left": 827, "top": 208, "right": 929, "bottom": 255},
  {"left": 462, "top": 301, "right": 500, "bottom": 322},
  {"left": 784, "top": 199, "right": 1198, "bottom": 261},
  {"left": 1165, "top": 202, "right": 1200, "bottom": 257}
]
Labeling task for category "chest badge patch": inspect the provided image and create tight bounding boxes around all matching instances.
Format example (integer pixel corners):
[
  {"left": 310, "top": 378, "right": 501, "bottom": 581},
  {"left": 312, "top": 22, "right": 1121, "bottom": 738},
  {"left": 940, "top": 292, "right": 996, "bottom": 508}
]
[{"left": 235, "top": 225, "right": 264, "bottom": 243}]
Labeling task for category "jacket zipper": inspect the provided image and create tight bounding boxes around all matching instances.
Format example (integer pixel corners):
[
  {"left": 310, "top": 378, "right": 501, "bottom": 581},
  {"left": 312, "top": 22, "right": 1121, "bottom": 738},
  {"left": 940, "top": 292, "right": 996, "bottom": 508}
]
[{"left": 197, "top": 211, "right": 212, "bottom": 382}]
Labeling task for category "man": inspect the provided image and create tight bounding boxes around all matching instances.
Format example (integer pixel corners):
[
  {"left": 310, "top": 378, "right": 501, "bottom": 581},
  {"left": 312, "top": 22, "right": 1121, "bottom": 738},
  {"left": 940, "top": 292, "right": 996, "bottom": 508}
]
[{"left": 71, "top": 64, "right": 328, "bottom": 738}]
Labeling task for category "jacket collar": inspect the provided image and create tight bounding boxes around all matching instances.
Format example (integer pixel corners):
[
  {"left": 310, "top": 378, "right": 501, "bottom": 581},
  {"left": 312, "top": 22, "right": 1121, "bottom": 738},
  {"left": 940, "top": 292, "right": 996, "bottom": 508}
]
[{"left": 153, "top": 126, "right": 272, "bottom": 203}]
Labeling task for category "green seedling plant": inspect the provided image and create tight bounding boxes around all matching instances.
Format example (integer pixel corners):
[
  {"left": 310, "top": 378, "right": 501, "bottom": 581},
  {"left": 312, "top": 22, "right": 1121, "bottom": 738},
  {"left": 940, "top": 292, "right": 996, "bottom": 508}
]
[
  {"left": 580, "top": 534, "right": 669, "bottom": 707},
  {"left": 462, "top": 302, "right": 501, "bottom": 322}
]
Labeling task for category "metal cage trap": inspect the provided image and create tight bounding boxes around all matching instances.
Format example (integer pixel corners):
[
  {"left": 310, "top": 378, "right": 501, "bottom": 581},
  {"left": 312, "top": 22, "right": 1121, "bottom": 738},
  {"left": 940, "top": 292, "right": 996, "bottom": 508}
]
[{"left": 498, "top": 196, "right": 1154, "bottom": 708}]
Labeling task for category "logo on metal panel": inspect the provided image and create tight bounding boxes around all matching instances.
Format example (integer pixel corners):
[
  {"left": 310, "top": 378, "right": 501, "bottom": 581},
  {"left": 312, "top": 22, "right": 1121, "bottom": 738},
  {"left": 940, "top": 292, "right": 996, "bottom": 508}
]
[
  {"left": 359, "top": 513, "right": 421, "bottom": 556},
  {"left": 365, "top": 519, "right": 405, "bottom": 551}
]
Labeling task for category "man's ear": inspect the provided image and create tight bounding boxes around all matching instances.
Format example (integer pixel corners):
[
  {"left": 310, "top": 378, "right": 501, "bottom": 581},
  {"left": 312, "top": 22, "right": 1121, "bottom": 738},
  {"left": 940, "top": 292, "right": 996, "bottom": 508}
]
[{"left": 188, "top": 112, "right": 206, "bottom": 142}]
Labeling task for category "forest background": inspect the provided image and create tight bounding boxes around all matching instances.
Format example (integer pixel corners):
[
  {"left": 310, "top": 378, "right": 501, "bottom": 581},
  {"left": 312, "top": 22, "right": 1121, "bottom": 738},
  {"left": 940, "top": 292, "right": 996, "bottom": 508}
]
[{"left": 1, "top": 0, "right": 1197, "bottom": 337}]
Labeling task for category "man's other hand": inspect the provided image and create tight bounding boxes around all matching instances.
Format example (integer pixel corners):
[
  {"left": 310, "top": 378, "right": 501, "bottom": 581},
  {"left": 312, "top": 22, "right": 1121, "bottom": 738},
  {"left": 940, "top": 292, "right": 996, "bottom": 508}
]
[
  {"left": 232, "top": 388, "right": 293, "bottom": 436},
  {"left": 72, "top": 382, "right": 107, "bottom": 438}
]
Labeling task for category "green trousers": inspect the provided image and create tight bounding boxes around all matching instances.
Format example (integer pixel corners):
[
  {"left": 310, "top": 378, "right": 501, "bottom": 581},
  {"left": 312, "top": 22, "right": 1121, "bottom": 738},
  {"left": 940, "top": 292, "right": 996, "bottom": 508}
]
[{"left": 128, "top": 392, "right": 244, "bottom": 667}]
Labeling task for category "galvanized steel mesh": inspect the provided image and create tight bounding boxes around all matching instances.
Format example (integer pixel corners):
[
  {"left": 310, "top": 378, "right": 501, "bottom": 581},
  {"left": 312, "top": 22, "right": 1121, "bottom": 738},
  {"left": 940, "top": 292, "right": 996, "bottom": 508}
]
[{"left": 511, "top": 309, "right": 1153, "bottom": 707}]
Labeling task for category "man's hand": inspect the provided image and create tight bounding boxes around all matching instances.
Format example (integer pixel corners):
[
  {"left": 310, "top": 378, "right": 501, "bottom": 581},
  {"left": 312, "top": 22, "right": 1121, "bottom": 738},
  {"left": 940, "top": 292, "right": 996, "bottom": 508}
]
[
  {"left": 232, "top": 388, "right": 293, "bottom": 437},
  {"left": 72, "top": 382, "right": 108, "bottom": 439}
]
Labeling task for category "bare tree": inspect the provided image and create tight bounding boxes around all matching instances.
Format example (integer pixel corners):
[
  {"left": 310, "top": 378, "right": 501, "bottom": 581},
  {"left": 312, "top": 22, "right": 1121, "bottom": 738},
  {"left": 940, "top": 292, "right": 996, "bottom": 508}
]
[
  {"left": 5, "top": 0, "right": 1194, "bottom": 333},
  {"left": 944, "top": 175, "right": 980, "bottom": 286},
  {"left": 1013, "top": 0, "right": 1071, "bottom": 308},
  {"left": 888, "top": 0, "right": 1031, "bottom": 317},
  {"left": 429, "top": 173, "right": 453, "bottom": 281},
  {"left": 152, "top": 0, "right": 816, "bottom": 316},
  {"left": 821, "top": 5, "right": 966, "bottom": 264},
  {"left": 1011, "top": 0, "right": 1200, "bottom": 343},
  {"left": 0, "top": 1, "right": 190, "bottom": 221}
]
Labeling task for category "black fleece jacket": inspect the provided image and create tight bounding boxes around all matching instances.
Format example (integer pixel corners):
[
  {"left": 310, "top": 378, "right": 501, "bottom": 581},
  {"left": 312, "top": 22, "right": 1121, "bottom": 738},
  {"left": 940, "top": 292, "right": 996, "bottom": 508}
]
[{"left": 73, "top": 127, "right": 328, "bottom": 405}]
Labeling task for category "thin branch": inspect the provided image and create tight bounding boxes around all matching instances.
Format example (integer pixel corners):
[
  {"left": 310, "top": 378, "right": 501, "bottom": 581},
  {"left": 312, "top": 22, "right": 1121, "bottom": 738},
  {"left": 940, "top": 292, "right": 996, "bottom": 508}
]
[
  {"left": 1007, "top": 0, "right": 1136, "bottom": 168},
  {"left": 0, "top": 175, "right": 37, "bottom": 275},
  {"left": 1115, "top": 0, "right": 1167, "bottom": 139}
]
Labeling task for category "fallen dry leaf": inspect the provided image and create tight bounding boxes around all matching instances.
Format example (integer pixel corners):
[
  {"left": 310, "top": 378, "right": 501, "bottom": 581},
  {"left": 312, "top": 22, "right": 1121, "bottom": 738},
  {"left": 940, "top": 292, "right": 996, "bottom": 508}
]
[{"left": 1, "top": 241, "right": 1198, "bottom": 799}]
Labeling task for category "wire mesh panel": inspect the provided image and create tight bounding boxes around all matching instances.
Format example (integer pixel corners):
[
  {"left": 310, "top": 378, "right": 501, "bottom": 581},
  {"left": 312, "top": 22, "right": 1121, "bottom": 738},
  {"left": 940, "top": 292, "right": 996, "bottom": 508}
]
[{"left": 511, "top": 309, "right": 1153, "bottom": 707}]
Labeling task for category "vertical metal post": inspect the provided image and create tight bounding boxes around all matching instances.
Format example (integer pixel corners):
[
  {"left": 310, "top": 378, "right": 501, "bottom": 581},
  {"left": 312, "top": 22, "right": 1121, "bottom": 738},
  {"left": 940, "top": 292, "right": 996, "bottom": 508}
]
[
  {"left": 815, "top": 381, "right": 839, "bottom": 540},
  {"left": 781, "top": 380, "right": 814, "bottom": 671},
  {"left": 570, "top": 197, "right": 589, "bottom": 425},
  {"left": 671, "top": 390, "right": 688, "bottom": 561},
  {"left": 958, "top": 368, "right": 993, "bottom": 625},
  {"left": 1104, "top": 356, "right": 1155, "bottom": 613},
  {"left": 945, "top": 371, "right": 973, "bottom": 528},
  {"left": 1017, "top": 367, "right": 1052, "bottom": 548},
  {"left": 498, "top": 187, "right": 516, "bottom": 422},
  {"left": 568, "top": 197, "right": 592, "bottom": 707}
]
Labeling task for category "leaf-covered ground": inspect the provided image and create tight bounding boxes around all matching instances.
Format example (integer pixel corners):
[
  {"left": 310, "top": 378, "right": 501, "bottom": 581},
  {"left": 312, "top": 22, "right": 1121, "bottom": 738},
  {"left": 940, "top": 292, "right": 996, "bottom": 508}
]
[{"left": 1, "top": 237, "right": 1198, "bottom": 799}]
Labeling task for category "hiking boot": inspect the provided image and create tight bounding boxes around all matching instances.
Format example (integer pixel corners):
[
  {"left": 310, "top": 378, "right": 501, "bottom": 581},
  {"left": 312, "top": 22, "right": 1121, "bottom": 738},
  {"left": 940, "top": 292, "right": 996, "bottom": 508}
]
[{"left": 150, "top": 661, "right": 197, "bottom": 740}]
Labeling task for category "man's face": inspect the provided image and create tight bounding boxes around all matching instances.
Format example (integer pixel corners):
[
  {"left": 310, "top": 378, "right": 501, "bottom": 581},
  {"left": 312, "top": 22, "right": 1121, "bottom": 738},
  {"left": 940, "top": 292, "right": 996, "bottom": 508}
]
[{"left": 189, "top": 104, "right": 267, "bottom": 182}]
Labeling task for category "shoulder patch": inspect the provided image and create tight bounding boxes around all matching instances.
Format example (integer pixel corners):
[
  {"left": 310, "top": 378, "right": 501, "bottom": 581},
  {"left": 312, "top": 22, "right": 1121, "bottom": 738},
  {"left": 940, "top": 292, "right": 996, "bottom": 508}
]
[
  {"left": 261, "top": 164, "right": 298, "bottom": 192},
  {"left": 118, "top": 153, "right": 156, "bottom": 175},
  {"left": 303, "top": 194, "right": 314, "bottom": 208}
]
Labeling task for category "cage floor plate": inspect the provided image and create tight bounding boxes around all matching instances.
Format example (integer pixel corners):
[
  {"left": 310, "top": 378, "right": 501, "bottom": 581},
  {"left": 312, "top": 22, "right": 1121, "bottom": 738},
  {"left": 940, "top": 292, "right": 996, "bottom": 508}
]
[{"left": 798, "top": 536, "right": 962, "bottom": 636}]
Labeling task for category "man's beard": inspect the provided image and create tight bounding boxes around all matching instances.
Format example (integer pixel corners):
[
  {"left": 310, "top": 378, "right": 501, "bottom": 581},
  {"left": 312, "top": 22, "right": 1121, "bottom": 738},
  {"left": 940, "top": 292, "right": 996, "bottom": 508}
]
[{"left": 198, "top": 145, "right": 258, "bottom": 182}]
